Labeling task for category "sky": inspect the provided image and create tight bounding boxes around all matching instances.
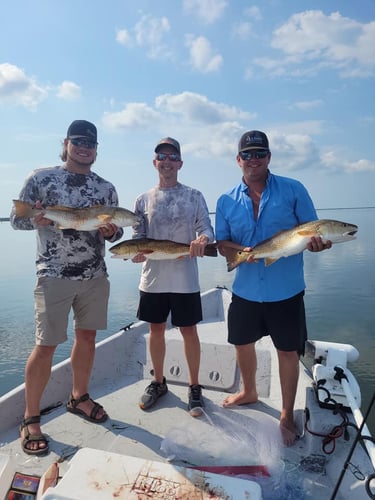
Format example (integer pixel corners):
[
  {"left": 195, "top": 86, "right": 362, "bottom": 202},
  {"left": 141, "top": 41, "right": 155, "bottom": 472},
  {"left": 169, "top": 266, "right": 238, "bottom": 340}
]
[{"left": 1, "top": 0, "right": 375, "bottom": 217}]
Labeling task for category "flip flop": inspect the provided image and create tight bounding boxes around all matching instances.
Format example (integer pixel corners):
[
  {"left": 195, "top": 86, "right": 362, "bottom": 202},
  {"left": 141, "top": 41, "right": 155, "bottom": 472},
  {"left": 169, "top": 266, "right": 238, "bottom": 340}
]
[
  {"left": 66, "top": 393, "right": 108, "bottom": 423},
  {"left": 20, "top": 415, "right": 49, "bottom": 456}
]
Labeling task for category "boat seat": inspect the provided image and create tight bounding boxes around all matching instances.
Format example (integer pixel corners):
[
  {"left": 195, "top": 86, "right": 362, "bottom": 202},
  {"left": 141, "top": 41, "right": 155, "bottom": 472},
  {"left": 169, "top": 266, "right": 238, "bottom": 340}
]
[
  {"left": 144, "top": 337, "right": 238, "bottom": 391},
  {"left": 143, "top": 335, "right": 272, "bottom": 395}
]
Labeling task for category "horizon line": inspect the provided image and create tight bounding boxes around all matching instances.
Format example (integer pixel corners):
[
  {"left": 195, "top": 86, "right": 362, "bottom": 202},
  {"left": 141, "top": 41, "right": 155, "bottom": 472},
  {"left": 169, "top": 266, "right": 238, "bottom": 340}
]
[{"left": 1, "top": 205, "right": 375, "bottom": 223}]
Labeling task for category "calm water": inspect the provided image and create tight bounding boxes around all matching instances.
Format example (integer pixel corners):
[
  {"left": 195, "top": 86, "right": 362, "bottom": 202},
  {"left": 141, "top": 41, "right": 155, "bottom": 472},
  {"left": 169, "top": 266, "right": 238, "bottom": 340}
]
[{"left": 0, "top": 209, "right": 374, "bottom": 434}]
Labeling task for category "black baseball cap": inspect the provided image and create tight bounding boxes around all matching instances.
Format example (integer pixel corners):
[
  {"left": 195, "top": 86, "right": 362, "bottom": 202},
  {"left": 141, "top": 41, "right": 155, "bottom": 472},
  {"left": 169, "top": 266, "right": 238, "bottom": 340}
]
[
  {"left": 155, "top": 137, "right": 181, "bottom": 155},
  {"left": 67, "top": 120, "right": 97, "bottom": 142},
  {"left": 238, "top": 130, "right": 269, "bottom": 152}
]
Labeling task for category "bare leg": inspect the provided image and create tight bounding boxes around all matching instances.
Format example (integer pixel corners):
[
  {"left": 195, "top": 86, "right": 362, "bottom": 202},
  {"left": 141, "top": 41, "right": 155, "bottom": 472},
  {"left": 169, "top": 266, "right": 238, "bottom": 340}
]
[
  {"left": 277, "top": 349, "right": 299, "bottom": 446},
  {"left": 149, "top": 322, "right": 166, "bottom": 383},
  {"left": 21, "top": 344, "right": 56, "bottom": 452},
  {"left": 180, "top": 325, "right": 200, "bottom": 385},
  {"left": 70, "top": 328, "right": 106, "bottom": 420},
  {"left": 223, "top": 343, "right": 258, "bottom": 407}
]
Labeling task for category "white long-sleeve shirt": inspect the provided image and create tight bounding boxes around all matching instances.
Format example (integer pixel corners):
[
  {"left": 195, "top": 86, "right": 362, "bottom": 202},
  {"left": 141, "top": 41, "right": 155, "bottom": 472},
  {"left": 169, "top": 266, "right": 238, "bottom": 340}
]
[{"left": 133, "top": 182, "right": 214, "bottom": 293}]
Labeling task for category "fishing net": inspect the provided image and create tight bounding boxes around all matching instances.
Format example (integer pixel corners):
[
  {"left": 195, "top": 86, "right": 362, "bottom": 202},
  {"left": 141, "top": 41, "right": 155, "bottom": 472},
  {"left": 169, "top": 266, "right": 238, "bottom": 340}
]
[{"left": 160, "top": 407, "right": 306, "bottom": 499}]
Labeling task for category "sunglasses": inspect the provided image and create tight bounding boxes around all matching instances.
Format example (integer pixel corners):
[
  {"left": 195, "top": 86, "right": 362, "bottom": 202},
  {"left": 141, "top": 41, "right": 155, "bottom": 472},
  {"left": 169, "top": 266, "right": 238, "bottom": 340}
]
[
  {"left": 239, "top": 150, "right": 269, "bottom": 160},
  {"left": 155, "top": 153, "right": 181, "bottom": 162},
  {"left": 70, "top": 138, "right": 97, "bottom": 149}
]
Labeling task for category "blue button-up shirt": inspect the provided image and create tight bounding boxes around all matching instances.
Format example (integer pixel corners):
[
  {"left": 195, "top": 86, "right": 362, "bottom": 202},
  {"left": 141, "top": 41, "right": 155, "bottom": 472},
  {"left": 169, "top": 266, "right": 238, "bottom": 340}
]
[{"left": 215, "top": 172, "right": 318, "bottom": 302}]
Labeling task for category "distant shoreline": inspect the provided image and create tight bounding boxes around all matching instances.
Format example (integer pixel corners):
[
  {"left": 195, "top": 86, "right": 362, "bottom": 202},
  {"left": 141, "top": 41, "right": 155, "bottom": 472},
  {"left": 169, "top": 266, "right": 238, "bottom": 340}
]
[{"left": 1, "top": 206, "right": 375, "bottom": 222}]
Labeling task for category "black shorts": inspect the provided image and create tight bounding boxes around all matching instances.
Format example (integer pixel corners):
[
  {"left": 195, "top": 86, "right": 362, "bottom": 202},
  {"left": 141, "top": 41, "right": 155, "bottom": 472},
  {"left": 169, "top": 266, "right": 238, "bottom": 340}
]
[
  {"left": 137, "top": 291, "right": 203, "bottom": 327},
  {"left": 228, "top": 291, "right": 307, "bottom": 355}
]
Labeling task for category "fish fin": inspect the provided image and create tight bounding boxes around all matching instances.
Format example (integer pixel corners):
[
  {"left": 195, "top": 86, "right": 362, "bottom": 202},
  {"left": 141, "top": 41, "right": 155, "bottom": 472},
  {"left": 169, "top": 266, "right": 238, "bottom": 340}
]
[
  {"left": 47, "top": 205, "right": 74, "bottom": 211},
  {"left": 97, "top": 215, "right": 112, "bottom": 223},
  {"left": 296, "top": 229, "right": 316, "bottom": 237},
  {"left": 264, "top": 257, "right": 279, "bottom": 266},
  {"left": 13, "top": 199, "right": 34, "bottom": 218},
  {"left": 141, "top": 250, "right": 155, "bottom": 255},
  {"left": 204, "top": 243, "right": 218, "bottom": 257}
]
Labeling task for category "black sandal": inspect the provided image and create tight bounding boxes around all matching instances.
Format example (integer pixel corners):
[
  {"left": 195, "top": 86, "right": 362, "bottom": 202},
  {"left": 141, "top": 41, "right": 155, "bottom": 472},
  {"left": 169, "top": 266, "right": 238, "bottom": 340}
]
[
  {"left": 20, "top": 415, "right": 49, "bottom": 456},
  {"left": 66, "top": 393, "right": 108, "bottom": 423}
]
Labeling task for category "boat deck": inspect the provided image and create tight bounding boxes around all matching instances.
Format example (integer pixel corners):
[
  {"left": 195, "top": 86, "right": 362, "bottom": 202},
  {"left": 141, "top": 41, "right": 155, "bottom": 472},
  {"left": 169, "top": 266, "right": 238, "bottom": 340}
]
[{"left": 0, "top": 288, "right": 373, "bottom": 499}]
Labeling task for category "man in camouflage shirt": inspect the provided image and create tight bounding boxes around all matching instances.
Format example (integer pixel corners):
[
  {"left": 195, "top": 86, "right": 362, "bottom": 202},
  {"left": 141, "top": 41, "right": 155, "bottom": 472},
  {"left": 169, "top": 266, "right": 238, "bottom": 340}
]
[{"left": 11, "top": 120, "right": 123, "bottom": 456}]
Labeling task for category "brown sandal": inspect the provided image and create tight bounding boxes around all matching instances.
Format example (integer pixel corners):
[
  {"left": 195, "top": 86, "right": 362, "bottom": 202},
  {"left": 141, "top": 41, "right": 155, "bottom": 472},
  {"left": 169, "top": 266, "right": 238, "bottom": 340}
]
[
  {"left": 66, "top": 393, "right": 108, "bottom": 423},
  {"left": 20, "top": 415, "right": 49, "bottom": 456}
]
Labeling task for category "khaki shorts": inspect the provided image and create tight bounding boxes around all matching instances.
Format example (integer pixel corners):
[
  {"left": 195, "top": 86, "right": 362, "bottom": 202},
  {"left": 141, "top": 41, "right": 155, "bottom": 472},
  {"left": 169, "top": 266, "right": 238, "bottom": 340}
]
[{"left": 34, "top": 276, "right": 110, "bottom": 346}]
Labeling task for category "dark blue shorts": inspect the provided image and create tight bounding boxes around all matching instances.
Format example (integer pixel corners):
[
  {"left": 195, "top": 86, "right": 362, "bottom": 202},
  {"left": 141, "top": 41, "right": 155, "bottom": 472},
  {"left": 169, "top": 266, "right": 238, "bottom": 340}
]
[
  {"left": 137, "top": 291, "right": 202, "bottom": 327},
  {"left": 228, "top": 291, "right": 307, "bottom": 354}
]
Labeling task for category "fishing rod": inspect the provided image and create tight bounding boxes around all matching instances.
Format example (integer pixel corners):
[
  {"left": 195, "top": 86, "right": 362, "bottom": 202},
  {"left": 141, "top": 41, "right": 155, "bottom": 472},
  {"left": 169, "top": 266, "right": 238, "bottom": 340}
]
[{"left": 330, "top": 390, "right": 375, "bottom": 499}]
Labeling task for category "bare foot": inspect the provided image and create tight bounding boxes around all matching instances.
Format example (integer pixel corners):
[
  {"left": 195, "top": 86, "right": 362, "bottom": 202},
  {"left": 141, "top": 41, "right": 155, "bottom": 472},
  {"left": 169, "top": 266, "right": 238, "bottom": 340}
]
[
  {"left": 222, "top": 390, "right": 258, "bottom": 407},
  {"left": 280, "top": 417, "right": 298, "bottom": 447}
]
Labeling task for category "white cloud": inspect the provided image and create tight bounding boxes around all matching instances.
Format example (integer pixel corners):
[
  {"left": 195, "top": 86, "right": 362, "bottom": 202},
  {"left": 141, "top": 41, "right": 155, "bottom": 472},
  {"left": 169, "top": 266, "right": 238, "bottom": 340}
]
[
  {"left": 56, "top": 81, "right": 81, "bottom": 101},
  {"left": 233, "top": 22, "right": 254, "bottom": 40},
  {"left": 116, "top": 15, "right": 172, "bottom": 59},
  {"left": 103, "top": 102, "right": 159, "bottom": 129},
  {"left": 0, "top": 63, "right": 47, "bottom": 110},
  {"left": 185, "top": 35, "right": 223, "bottom": 73},
  {"left": 344, "top": 159, "right": 375, "bottom": 173},
  {"left": 254, "top": 11, "right": 375, "bottom": 78},
  {"left": 321, "top": 150, "right": 375, "bottom": 173},
  {"left": 155, "top": 91, "right": 254, "bottom": 123},
  {"left": 102, "top": 91, "right": 256, "bottom": 156},
  {"left": 116, "top": 29, "right": 132, "bottom": 47},
  {"left": 291, "top": 99, "right": 323, "bottom": 111},
  {"left": 244, "top": 6, "right": 262, "bottom": 21},
  {"left": 183, "top": 0, "right": 227, "bottom": 24},
  {"left": 270, "top": 131, "right": 321, "bottom": 170},
  {"left": 101, "top": 93, "right": 375, "bottom": 174}
]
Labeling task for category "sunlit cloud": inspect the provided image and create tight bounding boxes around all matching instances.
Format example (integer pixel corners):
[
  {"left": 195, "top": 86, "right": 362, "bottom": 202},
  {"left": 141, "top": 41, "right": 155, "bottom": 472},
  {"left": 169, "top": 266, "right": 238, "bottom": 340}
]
[
  {"left": 183, "top": 0, "right": 227, "bottom": 24},
  {"left": 116, "top": 15, "right": 172, "bottom": 59},
  {"left": 244, "top": 6, "right": 262, "bottom": 20},
  {"left": 252, "top": 11, "right": 375, "bottom": 78},
  {"left": 0, "top": 63, "right": 47, "bottom": 110},
  {"left": 56, "top": 81, "right": 81, "bottom": 101},
  {"left": 116, "top": 29, "right": 132, "bottom": 47},
  {"left": 185, "top": 35, "right": 223, "bottom": 73},
  {"left": 290, "top": 99, "right": 323, "bottom": 111},
  {"left": 103, "top": 102, "right": 159, "bottom": 129},
  {"left": 102, "top": 92, "right": 375, "bottom": 174}
]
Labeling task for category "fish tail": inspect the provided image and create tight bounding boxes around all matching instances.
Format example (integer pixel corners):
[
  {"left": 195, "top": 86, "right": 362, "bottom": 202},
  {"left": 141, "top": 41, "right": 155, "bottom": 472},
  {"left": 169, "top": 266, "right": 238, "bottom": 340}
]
[
  {"left": 204, "top": 243, "right": 218, "bottom": 257},
  {"left": 13, "top": 199, "right": 35, "bottom": 218}
]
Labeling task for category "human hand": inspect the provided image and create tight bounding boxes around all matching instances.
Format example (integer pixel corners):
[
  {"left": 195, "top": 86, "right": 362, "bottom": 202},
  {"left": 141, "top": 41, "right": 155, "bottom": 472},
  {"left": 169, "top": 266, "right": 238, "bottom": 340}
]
[
  {"left": 307, "top": 236, "right": 332, "bottom": 252},
  {"left": 99, "top": 223, "right": 118, "bottom": 239},
  {"left": 242, "top": 247, "right": 259, "bottom": 263},
  {"left": 34, "top": 200, "right": 53, "bottom": 226},
  {"left": 190, "top": 235, "right": 209, "bottom": 257},
  {"left": 131, "top": 253, "right": 147, "bottom": 263}
]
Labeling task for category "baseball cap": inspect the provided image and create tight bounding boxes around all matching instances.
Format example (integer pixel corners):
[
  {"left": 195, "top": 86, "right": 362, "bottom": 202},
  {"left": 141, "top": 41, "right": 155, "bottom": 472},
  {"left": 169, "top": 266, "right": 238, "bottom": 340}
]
[
  {"left": 67, "top": 120, "right": 97, "bottom": 142},
  {"left": 238, "top": 130, "right": 269, "bottom": 152},
  {"left": 155, "top": 137, "right": 181, "bottom": 155}
]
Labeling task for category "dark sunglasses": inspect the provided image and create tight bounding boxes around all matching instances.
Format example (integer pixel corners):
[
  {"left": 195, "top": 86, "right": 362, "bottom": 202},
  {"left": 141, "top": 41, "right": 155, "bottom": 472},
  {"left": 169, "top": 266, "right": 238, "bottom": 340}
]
[
  {"left": 239, "top": 150, "right": 269, "bottom": 160},
  {"left": 70, "top": 138, "right": 97, "bottom": 149},
  {"left": 155, "top": 153, "right": 181, "bottom": 162}
]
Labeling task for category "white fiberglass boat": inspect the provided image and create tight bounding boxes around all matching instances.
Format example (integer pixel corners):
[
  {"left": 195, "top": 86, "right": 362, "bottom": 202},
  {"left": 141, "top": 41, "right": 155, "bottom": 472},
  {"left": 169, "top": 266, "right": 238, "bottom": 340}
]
[{"left": 0, "top": 287, "right": 374, "bottom": 499}]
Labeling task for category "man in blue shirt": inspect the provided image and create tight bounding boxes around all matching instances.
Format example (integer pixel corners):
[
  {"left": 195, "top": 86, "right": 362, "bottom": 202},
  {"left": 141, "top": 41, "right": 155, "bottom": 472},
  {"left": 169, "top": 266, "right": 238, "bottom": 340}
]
[{"left": 215, "top": 130, "right": 331, "bottom": 446}]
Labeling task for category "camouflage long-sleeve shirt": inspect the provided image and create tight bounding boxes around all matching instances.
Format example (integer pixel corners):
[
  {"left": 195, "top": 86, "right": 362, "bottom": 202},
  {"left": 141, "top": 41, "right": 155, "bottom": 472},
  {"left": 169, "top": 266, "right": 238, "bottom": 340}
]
[{"left": 10, "top": 165, "right": 123, "bottom": 280}]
